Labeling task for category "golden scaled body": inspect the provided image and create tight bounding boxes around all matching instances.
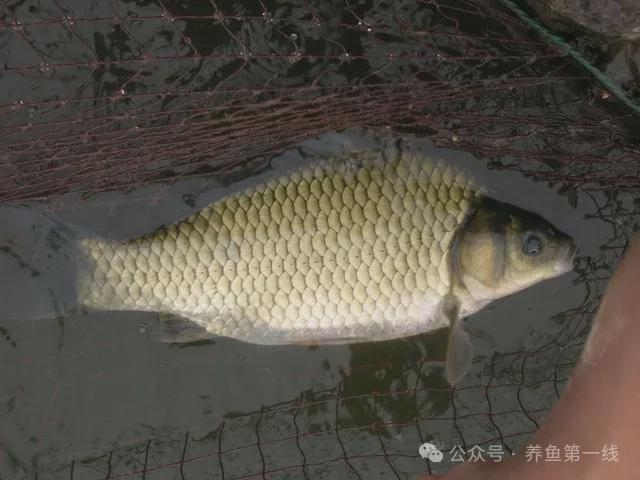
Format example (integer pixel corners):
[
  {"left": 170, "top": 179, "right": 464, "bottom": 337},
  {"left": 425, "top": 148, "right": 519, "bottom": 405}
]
[{"left": 78, "top": 150, "right": 481, "bottom": 344}]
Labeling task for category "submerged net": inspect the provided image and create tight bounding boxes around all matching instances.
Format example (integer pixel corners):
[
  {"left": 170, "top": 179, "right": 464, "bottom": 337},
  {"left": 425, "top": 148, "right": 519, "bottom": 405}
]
[
  {"left": 1, "top": 0, "right": 640, "bottom": 478},
  {"left": 25, "top": 190, "right": 634, "bottom": 480},
  {"left": 1, "top": 0, "right": 640, "bottom": 203}
]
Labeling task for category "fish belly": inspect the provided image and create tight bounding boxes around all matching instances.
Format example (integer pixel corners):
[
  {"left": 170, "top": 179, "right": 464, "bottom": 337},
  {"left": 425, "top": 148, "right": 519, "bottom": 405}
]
[{"left": 77, "top": 150, "right": 480, "bottom": 344}]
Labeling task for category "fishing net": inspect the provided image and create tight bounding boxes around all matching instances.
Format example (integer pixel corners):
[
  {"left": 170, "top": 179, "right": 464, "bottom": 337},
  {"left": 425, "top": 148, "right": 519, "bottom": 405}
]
[
  {"left": 20, "top": 194, "right": 631, "bottom": 480},
  {"left": 1, "top": 0, "right": 640, "bottom": 202},
  {"left": 1, "top": 0, "right": 640, "bottom": 478}
]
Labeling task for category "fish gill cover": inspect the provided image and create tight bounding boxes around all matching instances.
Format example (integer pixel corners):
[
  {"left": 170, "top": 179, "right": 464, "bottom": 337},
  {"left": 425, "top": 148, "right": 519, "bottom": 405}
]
[{"left": 0, "top": 0, "right": 639, "bottom": 479}]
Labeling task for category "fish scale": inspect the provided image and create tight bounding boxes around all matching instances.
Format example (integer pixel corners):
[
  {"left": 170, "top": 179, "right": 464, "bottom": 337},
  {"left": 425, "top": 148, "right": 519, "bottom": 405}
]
[{"left": 77, "top": 150, "right": 481, "bottom": 344}]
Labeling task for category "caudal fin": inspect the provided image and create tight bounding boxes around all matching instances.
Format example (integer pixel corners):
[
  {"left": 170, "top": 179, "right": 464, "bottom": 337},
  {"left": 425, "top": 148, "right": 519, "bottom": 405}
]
[{"left": 0, "top": 204, "right": 81, "bottom": 321}]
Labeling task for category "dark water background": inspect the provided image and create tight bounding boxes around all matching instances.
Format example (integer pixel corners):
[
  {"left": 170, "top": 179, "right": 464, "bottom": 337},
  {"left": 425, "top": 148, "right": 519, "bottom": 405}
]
[
  {"left": 1, "top": 131, "right": 636, "bottom": 479},
  {"left": 1, "top": 0, "right": 640, "bottom": 479}
]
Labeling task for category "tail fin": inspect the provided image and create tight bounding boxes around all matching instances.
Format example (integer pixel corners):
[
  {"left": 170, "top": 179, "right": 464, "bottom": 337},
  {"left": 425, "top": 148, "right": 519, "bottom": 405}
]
[{"left": 0, "top": 204, "right": 81, "bottom": 321}]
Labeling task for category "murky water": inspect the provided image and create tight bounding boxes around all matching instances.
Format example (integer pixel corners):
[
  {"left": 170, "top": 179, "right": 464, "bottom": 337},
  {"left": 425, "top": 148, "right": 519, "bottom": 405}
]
[
  {"left": 2, "top": 0, "right": 640, "bottom": 478},
  {"left": 1, "top": 130, "right": 637, "bottom": 479}
]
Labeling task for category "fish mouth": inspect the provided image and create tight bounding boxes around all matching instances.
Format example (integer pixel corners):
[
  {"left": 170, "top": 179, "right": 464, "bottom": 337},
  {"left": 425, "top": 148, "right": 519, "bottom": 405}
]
[{"left": 555, "top": 244, "right": 578, "bottom": 274}]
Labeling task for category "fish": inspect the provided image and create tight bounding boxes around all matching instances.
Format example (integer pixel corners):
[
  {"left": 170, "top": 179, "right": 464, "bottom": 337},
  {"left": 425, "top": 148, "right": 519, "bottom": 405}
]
[{"left": 1, "top": 148, "right": 577, "bottom": 384}]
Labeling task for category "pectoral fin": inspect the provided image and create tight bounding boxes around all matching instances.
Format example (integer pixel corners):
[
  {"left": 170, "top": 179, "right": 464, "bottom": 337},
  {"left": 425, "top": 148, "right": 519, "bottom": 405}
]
[
  {"left": 442, "top": 295, "right": 474, "bottom": 385},
  {"left": 152, "top": 313, "right": 216, "bottom": 344}
]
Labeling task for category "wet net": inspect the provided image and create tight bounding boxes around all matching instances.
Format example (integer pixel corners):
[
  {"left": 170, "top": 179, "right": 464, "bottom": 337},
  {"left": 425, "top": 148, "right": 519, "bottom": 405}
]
[
  {"left": 21, "top": 193, "right": 633, "bottom": 480},
  {"left": 1, "top": 0, "right": 640, "bottom": 203},
  {"left": 1, "top": 0, "right": 640, "bottom": 478}
]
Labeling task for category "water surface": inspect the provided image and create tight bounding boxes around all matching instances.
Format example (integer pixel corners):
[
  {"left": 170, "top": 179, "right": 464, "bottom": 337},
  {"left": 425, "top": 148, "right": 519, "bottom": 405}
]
[{"left": 1, "top": 130, "right": 636, "bottom": 479}]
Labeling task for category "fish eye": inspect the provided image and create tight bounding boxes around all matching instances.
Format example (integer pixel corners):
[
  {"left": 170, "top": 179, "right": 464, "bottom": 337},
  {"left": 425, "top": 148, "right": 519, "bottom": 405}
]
[{"left": 523, "top": 232, "right": 543, "bottom": 256}]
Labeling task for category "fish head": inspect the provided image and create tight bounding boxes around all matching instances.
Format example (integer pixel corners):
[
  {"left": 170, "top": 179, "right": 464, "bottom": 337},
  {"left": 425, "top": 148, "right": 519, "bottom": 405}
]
[{"left": 452, "top": 198, "right": 577, "bottom": 302}]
